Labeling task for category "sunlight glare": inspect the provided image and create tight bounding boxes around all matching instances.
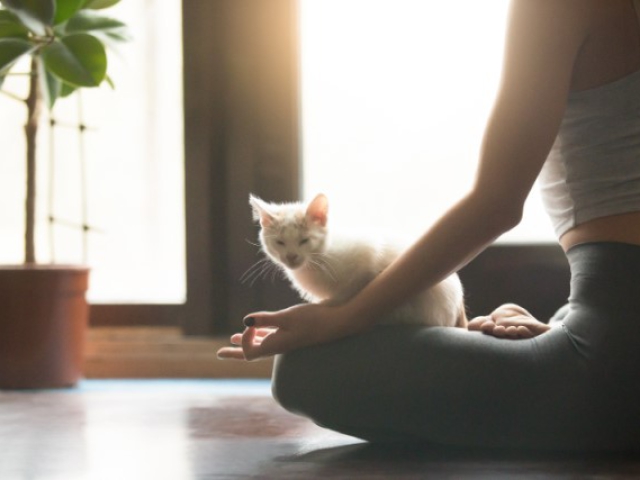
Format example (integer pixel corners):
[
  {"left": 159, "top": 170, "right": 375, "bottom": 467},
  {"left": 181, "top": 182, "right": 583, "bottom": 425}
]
[{"left": 301, "top": 0, "right": 555, "bottom": 243}]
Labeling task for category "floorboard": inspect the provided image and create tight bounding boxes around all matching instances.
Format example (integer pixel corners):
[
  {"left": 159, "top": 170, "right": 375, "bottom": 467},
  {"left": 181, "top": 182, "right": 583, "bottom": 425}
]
[{"left": 1, "top": 380, "right": 639, "bottom": 479}]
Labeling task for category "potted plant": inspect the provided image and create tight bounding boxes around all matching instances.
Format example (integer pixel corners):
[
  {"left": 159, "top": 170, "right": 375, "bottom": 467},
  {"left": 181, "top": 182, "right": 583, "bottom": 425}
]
[{"left": 0, "top": 0, "right": 128, "bottom": 388}]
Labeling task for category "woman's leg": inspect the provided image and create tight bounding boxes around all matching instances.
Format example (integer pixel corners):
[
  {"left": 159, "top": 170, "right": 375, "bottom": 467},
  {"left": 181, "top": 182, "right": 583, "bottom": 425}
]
[
  {"left": 272, "top": 243, "right": 640, "bottom": 451},
  {"left": 272, "top": 323, "right": 593, "bottom": 450},
  {"left": 549, "top": 303, "right": 571, "bottom": 325}
]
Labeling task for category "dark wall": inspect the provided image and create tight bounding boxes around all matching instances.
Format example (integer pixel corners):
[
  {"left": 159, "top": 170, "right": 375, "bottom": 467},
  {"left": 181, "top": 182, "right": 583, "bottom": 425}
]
[{"left": 458, "top": 244, "right": 571, "bottom": 322}]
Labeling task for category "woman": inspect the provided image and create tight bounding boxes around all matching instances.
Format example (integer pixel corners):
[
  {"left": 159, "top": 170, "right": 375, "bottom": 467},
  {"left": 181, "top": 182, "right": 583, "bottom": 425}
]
[{"left": 218, "top": 0, "right": 640, "bottom": 451}]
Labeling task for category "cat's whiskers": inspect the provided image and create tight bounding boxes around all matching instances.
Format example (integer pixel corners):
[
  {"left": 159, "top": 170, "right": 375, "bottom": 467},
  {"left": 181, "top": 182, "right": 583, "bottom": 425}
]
[
  {"left": 240, "top": 257, "right": 282, "bottom": 286},
  {"left": 308, "top": 253, "right": 338, "bottom": 283},
  {"left": 244, "top": 238, "right": 262, "bottom": 248},
  {"left": 305, "top": 258, "right": 324, "bottom": 277},
  {"left": 239, "top": 259, "right": 267, "bottom": 285},
  {"left": 310, "top": 251, "right": 337, "bottom": 264}
]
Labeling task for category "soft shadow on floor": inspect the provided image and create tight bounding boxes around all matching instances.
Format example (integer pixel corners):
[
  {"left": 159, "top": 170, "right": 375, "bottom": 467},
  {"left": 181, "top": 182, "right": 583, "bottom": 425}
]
[{"left": 272, "top": 441, "right": 640, "bottom": 479}]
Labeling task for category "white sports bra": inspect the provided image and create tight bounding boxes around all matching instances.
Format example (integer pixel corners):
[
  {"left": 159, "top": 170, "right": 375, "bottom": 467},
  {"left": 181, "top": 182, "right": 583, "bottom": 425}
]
[{"left": 538, "top": 1, "right": 640, "bottom": 238}]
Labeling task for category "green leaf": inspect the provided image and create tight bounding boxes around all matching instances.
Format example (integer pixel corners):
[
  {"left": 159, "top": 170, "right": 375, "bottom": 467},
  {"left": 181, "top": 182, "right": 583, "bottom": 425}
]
[
  {"left": 41, "top": 33, "right": 106, "bottom": 87},
  {"left": 59, "top": 79, "right": 75, "bottom": 97},
  {"left": 82, "top": 0, "right": 120, "bottom": 10},
  {"left": 0, "top": 37, "right": 32, "bottom": 74},
  {"left": 65, "top": 11, "right": 129, "bottom": 52},
  {"left": 37, "top": 55, "right": 59, "bottom": 109},
  {"left": 0, "top": 10, "right": 30, "bottom": 38},
  {"left": 1, "top": 0, "right": 55, "bottom": 23},
  {"left": 66, "top": 10, "right": 125, "bottom": 35},
  {"left": 54, "top": 0, "right": 85, "bottom": 25},
  {"left": 103, "top": 72, "right": 113, "bottom": 89},
  {"left": 1, "top": 0, "right": 55, "bottom": 35}
]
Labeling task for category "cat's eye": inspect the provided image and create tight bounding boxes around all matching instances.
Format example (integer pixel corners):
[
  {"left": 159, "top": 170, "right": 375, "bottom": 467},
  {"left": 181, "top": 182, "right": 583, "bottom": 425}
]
[
  {"left": 299, "top": 238, "right": 309, "bottom": 246},
  {"left": 276, "top": 240, "right": 285, "bottom": 246}
]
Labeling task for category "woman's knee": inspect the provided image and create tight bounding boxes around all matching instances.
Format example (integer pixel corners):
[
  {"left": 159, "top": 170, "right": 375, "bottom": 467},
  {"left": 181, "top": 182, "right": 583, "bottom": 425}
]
[
  {"left": 271, "top": 346, "right": 357, "bottom": 425},
  {"left": 270, "top": 349, "right": 401, "bottom": 441},
  {"left": 270, "top": 352, "right": 311, "bottom": 415}
]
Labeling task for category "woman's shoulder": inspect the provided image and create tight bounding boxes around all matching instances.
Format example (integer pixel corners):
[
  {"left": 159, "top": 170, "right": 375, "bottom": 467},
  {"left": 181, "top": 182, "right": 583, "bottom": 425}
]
[{"left": 569, "top": 0, "right": 640, "bottom": 92}]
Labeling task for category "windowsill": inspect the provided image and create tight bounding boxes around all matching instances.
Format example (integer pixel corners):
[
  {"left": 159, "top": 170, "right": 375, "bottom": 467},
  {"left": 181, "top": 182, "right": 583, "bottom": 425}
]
[{"left": 84, "top": 327, "right": 273, "bottom": 379}]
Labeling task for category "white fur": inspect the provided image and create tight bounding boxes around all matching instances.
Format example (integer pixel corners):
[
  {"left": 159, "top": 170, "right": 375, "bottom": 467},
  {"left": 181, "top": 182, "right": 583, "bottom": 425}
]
[{"left": 249, "top": 194, "right": 465, "bottom": 327}]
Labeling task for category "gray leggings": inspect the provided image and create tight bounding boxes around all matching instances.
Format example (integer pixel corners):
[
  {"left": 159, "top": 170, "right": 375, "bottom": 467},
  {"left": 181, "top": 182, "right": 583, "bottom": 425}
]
[{"left": 271, "top": 242, "right": 640, "bottom": 452}]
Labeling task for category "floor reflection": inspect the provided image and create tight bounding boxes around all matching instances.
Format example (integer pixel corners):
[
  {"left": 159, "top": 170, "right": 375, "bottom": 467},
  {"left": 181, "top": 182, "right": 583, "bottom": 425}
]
[
  {"left": 0, "top": 380, "right": 357, "bottom": 480},
  {"left": 0, "top": 390, "right": 89, "bottom": 479},
  {"left": 188, "top": 396, "right": 312, "bottom": 439},
  {"left": 2, "top": 380, "right": 638, "bottom": 479}
]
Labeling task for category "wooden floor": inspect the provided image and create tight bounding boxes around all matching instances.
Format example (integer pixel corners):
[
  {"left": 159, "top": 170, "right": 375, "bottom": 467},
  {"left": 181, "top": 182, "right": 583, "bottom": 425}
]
[{"left": 1, "top": 380, "right": 640, "bottom": 480}]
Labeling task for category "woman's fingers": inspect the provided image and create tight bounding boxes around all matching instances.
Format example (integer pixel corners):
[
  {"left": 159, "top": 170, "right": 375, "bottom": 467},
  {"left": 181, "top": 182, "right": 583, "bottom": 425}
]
[
  {"left": 493, "top": 316, "right": 551, "bottom": 335},
  {"left": 517, "top": 326, "right": 534, "bottom": 338},
  {"left": 218, "top": 327, "right": 281, "bottom": 360},
  {"left": 241, "top": 327, "right": 280, "bottom": 361},
  {"left": 467, "top": 316, "right": 492, "bottom": 331},
  {"left": 241, "top": 326, "right": 295, "bottom": 361},
  {"left": 479, "top": 319, "right": 497, "bottom": 334},
  {"left": 230, "top": 328, "right": 276, "bottom": 345},
  {"left": 489, "top": 325, "right": 522, "bottom": 338},
  {"left": 241, "top": 326, "right": 258, "bottom": 360},
  {"left": 484, "top": 323, "right": 502, "bottom": 336},
  {"left": 216, "top": 346, "right": 247, "bottom": 361},
  {"left": 471, "top": 315, "right": 543, "bottom": 339},
  {"left": 243, "top": 312, "right": 285, "bottom": 329}
]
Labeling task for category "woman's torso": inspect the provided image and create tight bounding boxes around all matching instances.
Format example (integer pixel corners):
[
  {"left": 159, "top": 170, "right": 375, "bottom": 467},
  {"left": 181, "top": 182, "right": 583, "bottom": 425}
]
[{"left": 555, "top": 0, "right": 640, "bottom": 251}]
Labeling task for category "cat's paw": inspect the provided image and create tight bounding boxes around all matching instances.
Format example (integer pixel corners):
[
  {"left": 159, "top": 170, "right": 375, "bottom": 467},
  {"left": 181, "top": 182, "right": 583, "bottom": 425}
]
[{"left": 468, "top": 303, "right": 551, "bottom": 339}]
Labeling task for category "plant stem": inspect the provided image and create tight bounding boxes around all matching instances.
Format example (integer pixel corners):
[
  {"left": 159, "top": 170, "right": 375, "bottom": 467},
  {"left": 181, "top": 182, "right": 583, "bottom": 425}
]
[{"left": 24, "top": 57, "right": 42, "bottom": 265}]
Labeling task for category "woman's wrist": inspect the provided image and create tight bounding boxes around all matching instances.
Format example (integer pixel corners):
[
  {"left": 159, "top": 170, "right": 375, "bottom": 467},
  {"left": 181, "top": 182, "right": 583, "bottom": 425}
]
[{"left": 338, "top": 299, "right": 377, "bottom": 335}]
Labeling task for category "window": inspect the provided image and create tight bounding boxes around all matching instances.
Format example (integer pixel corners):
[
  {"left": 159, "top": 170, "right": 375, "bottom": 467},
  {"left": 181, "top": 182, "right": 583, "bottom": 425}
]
[
  {"left": 0, "top": 0, "right": 186, "bottom": 304},
  {"left": 300, "top": 0, "right": 556, "bottom": 243},
  {"left": 183, "top": 0, "right": 566, "bottom": 334}
]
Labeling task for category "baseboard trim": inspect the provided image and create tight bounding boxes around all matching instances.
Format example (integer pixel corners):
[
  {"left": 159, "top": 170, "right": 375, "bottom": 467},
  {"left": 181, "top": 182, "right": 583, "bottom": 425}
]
[{"left": 84, "top": 327, "right": 273, "bottom": 379}]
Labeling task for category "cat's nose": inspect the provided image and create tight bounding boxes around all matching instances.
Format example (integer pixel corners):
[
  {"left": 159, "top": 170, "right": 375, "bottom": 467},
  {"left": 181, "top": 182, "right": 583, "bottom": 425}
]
[{"left": 286, "top": 253, "right": 300, "bottom": 264}]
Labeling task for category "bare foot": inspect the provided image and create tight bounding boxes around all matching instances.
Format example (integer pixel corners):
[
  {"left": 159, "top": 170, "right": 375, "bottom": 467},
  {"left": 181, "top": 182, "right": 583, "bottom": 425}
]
[{"left": 467, "top": 303, "right": 551, "bottom": 339}]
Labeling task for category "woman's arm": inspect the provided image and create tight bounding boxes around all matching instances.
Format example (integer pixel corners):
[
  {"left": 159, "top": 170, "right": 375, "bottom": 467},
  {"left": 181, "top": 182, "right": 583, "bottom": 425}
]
[
  {"left": 343, "top": 0, "right": 593, "bottom": 325},
  {"left": 217, "top": 0, "right": 593, "bottom": 361}
]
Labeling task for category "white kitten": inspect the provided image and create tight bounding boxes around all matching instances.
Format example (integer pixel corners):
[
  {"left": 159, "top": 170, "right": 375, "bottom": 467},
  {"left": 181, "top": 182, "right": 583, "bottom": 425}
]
[{"left": 248, "top": 193, "right": 466, "bottom": 327}]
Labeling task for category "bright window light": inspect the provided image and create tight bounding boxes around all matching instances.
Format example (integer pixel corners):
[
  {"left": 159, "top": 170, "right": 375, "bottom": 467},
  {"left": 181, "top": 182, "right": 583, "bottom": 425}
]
[
  {"left": 301, "top": 0, "right": 555, "bottom": 243},
  {"left": 0, "top": 0, "right": 185, "bottom": 303}
]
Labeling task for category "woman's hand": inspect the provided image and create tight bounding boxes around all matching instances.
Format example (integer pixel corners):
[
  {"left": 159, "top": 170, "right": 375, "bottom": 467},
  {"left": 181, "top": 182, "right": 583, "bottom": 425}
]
[
  {"left": 216, "top": 303, "right": 361, "bottom": 361},
  {"left": 467, "top": 303, "right": 551, "bottom": 339}
]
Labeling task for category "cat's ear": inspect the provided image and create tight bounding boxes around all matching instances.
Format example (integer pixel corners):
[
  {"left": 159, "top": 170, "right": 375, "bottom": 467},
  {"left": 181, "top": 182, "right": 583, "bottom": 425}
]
[
  {"left": 249, "top": 195, "right": 275, "bottom": 228},
  {"left": 306, "top": 194, "right": 328, "bottom": 227}
]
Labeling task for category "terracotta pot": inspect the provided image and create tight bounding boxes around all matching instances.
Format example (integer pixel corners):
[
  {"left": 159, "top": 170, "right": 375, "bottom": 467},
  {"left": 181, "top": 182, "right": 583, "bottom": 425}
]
[{"left": 0, "top": 265, "right": 90, "bottom": 389}]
